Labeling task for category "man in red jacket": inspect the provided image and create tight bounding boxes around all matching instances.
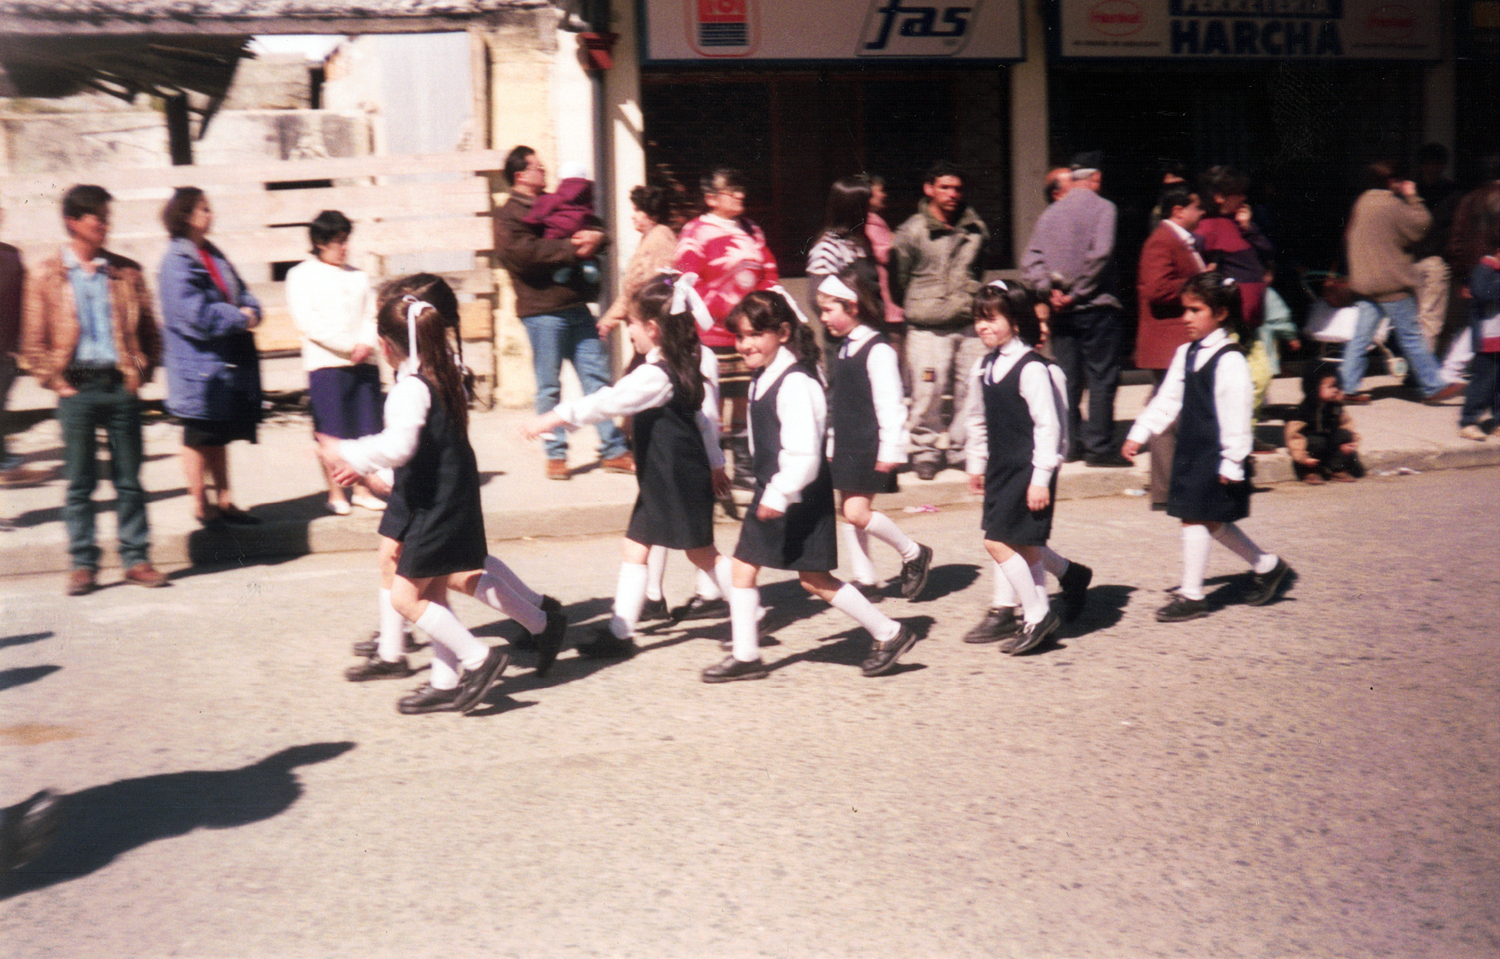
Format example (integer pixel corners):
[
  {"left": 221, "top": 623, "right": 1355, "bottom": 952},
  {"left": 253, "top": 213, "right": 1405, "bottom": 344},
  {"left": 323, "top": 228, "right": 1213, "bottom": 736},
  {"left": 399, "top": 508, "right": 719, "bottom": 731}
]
[{"left": 1134, "top": 186, "right": 1206, "bottom": 509}]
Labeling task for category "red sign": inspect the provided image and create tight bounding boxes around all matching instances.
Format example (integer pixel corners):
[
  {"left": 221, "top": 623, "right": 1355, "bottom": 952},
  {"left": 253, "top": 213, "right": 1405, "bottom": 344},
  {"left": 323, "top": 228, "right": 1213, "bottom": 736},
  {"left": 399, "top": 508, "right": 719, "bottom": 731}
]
[
  {"left": 1368, "top": 4, "right": 1418, "bottom": 39},
  {"left": 1088, "top": 0, "right": 1145, "bottom": 37}
]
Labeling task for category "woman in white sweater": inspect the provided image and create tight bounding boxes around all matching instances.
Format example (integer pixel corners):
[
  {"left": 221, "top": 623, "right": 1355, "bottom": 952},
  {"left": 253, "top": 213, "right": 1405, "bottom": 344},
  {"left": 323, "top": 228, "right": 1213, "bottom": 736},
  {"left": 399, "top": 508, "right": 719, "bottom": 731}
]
[{"left": 286, "top": 210, "right": 384, "bottom": 514}]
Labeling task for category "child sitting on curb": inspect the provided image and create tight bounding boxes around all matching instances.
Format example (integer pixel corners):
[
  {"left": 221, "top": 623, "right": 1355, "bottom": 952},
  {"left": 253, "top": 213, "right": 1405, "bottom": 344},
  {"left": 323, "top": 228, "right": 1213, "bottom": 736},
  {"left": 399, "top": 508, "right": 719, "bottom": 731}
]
[{"left": 1285, "top": 362, "right": 1364, "bottom": 484}]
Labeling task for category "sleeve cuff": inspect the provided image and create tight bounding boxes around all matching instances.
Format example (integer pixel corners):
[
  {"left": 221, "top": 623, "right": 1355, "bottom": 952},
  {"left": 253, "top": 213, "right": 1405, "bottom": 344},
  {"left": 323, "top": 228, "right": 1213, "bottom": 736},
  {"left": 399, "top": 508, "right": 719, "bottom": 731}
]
[
  {"left": 1030, "top": 467, "right": 1054, "bottom": 487},
  {"left": 1219, "top": 460, "right": 1244, "bottom": 482},
  {"left": 760, "top": 487, "right": 792, "bottom": 513}
]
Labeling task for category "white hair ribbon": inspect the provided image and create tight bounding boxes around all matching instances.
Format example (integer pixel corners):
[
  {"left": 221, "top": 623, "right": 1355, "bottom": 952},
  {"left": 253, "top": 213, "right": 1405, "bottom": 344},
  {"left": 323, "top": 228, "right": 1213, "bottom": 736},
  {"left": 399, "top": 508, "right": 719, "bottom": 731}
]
[
  {"left": 400, "top": 296, "right": 432, "bottom": 377},
  {"left": 668, "top": 271, "right": 715, "bottom": 333},
  {"left": 768, "top": 285, "right": 812, "bottom": 326},
  {"left": 985, "top": 279, "right": 1009, "bottom": 292},
  {"left": 816, "top": 274, "right": 859, "bottom": 302}
]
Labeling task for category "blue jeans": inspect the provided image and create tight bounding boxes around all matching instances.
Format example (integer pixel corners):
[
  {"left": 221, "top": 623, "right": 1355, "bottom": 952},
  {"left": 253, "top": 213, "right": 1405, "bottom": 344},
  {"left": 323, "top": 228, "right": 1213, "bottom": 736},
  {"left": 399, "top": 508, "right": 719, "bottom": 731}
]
[
  {"left": 57, "top": 382, "right": 150, "bottom": 570},
  {"left": 521, "top": 305, "right": 627, "bottom": 460},
  {"left": 1340, "top": 295, "right": 1443, "bottom": 397}
]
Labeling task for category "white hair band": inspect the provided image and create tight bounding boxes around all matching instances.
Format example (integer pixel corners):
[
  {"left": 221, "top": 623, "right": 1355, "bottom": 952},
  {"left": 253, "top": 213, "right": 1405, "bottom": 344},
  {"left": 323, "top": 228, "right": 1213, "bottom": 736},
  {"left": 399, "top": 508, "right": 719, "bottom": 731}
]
[
  {"left": 768, "top": 285, "right": 812, "bottom": 326},
  {"left": 816, "top": 274, "right": 859, "bottom": 302},
  {"left": 401, "top": 296, "right": 432, "bottom": 376},
  {"left": 985, "top": 279, "right": 1009, "bottom": 292}
]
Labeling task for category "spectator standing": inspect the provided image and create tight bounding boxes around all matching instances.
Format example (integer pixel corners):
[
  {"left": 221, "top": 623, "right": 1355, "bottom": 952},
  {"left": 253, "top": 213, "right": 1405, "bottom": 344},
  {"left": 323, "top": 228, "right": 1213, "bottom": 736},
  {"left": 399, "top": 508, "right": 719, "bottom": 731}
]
[
  {"left": 158, "top": 187, "right": 263, "bottom": 526},
  {"left": 805, "top": 176, "right": 875, "bottom": 355},
  {"left": 1135, "top": 186, "right": 1206, "bottom": 509},
  {"left": 495, "top": 145, "right": 629, "bottom": 481},
  {"left": 21, "top": 185, "right": 166, "bottom": 594},
  {"left": 0, "top": 208, "right": 33, "bottom": 482},
  {"left": 890, "top": 160, "right": 990, "bottom": 480},
  {"left": 286, "top": 210, "right": 384, "bottom": 515},
  {"left": 1021, "top": 151, "right": 1127, "bottom": 467},
  {"left": 1193, "top": 166, "right": 1277, "bottom": 426},
  {"left": 1412, "top": 143, "right": 1463, "bottom": 350},
  {"left": 673, "top": 166, "right": 780, "bottom": 482},
  {"left": 1451, "top": 173, "right": 1500, "bottom": 440},
  {"left": 598, "top": 184, "right": 679, "bottom": 341},
  {"left": 1340, "top": 160, "right": 1463, "bottom": 405}
]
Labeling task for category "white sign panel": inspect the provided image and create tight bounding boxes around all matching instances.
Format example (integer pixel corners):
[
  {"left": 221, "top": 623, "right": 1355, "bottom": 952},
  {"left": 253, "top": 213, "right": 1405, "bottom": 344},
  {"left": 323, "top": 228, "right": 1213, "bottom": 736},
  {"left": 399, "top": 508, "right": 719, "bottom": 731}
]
[
  {"left": 1057, "top": 0, "right": 1441, "bottom": 60},
  {"left": 641, "top": 0, "right": 1025, "bottom": 62}
]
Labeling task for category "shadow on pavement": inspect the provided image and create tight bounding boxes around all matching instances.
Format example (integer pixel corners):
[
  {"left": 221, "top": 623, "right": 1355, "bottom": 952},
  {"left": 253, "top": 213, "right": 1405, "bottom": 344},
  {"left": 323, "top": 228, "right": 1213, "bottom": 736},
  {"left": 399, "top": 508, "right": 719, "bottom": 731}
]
[
  {"left": 0, "top": 631, "right": 54, "bottom": 652},
  {"left": 1, "top": 741, "right": 356, "bottom": 899},
  {"left": 0, "top": 664, "right": 61, "bottom": 693},
  {"left": 920, "top": 562, "right": 982, "bottom": 602}
]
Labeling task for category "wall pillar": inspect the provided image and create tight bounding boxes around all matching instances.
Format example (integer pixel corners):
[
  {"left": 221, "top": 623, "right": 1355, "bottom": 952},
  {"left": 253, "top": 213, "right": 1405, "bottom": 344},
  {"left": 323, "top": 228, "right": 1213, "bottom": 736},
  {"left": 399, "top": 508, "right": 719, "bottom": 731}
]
[{"left": 1009, "top": 0, "right": 1050, "bottom": 267}]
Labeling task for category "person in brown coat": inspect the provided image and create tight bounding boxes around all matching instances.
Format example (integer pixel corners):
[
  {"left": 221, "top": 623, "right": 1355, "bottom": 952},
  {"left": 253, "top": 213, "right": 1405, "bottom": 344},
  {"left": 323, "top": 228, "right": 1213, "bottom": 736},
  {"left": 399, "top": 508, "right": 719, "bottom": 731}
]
[
  {"left": 1134, "top": 186, "right": 1205, "bottom": 509},
  {"left": 21, "top": 184, "right": 166, "bottom": 595}
]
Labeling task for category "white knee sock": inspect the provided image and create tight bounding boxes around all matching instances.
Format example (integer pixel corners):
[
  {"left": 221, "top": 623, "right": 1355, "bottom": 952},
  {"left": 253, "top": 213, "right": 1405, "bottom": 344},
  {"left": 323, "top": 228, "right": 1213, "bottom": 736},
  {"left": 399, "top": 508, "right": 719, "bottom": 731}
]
[
  {"left": 429, "top": 642, "right": 460, "bottom": 690},
  {"left": 729, "top": 586, "right": 762, "bottom": 662},
  {"left": 483, "top": 555, "right": 542, "bottom": 608},
  {"left": 1213, "top": 523, "right": 1277, "bottom": 574},
  {"left": 377, "top": 588, "right": 406, "bottom": 662},
  {"left": 474, "top": 571, "right": 546, "bottom": 635},
  {"left": 414, "top": 602, "right": 489, "bottom": 673},
  {"left": 999, "top": 554, "right": 1048, "bottom": 624},
  {"left": 1041, "top": 546, "right": 1069, "bottom": 580},
  {"left": 991, "top": 559, "right": 1018, "bottom": 609},
  {"left": 842, "top": 523, "right": 879, "bottom": 586},
  {"left": 696, "top": 566, "right": 722, "bottom": 601},
  {"left": 713, "top": 555, "right": 736, "bottom": 603},
  {"left": 1031, "top": 559, "right": 1047, "bottom": 592},
  {"left": 864, "top": 511, "right": 919, "bottom": 562},
  {"left": 1180, "top": 524, "right": 1212, "bottom": 600},
  {"left": 609, "top": 562, "right": 649, "bottom": 639},
  {"left": 645, "top": 546, "right": 667, "bottom": 602},
  {"left": 830, "top": 582, "right": 901, "bottom": 642}
]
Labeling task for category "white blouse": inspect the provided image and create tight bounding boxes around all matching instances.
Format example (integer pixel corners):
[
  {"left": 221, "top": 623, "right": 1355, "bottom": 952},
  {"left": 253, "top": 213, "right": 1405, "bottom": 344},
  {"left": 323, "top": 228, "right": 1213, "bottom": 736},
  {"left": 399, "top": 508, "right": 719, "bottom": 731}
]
[
  {"left": 962, "top": 339, "right": 1064, "bottom": 487},
  {"left": 1126, "top": 327, "right": 1252, "bottom": 482},
  {"left": 337, "top": 371, "right": 429, "bottom": 475},
  {"left": 554, "top": 347, "right": 725, "bottom": 470},
  {"left": 748, "top": 346, "right": 827, "bottom": 513}
]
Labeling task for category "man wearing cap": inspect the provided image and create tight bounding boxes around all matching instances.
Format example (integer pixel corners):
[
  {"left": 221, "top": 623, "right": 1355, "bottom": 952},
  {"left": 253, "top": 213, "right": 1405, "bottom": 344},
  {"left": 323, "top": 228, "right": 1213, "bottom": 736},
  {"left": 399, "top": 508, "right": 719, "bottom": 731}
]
[{"left": 1021, "top": 152, "right": 1127, "bottom": 466}]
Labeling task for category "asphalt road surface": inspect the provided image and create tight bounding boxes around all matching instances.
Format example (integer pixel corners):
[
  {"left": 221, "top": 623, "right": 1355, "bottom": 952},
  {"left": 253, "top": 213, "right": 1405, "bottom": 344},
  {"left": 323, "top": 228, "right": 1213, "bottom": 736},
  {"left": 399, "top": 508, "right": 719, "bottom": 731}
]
[{"left": 2, "top": 467, "right": 1496, "bottom": 958}]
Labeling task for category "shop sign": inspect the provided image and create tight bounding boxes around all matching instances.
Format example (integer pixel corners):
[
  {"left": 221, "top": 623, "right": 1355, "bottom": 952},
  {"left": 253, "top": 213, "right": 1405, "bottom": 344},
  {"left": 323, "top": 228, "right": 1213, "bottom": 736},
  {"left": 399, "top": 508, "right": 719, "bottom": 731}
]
[
  {"left": 1055, "top": 0, "right": 1440, "bottom": 60},
  {"left": 640, "top": 0, "right": 1025, "bottom": 62}
]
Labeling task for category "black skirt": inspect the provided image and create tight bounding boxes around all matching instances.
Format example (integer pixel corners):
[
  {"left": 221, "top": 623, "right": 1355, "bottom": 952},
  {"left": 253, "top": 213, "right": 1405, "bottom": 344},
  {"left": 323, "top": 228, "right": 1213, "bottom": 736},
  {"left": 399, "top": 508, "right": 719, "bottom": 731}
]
[
  {"left": 734, "top": 465, "right": 838, "bottom": 572},
  {"left": 181, "top": 416, "right": 257, "bottom": 447},
  {"left": 1167, "top": 448, "right": 1251, "bottom": 523},
  {"left": 830, "top": 450, "right": 899, "bottom": 495},
  {"left": 981, "top": 464, "right": 1055, "bottom": 545},
  {"left": 625, "top": 402, "right": 716, "bottom": 550}
]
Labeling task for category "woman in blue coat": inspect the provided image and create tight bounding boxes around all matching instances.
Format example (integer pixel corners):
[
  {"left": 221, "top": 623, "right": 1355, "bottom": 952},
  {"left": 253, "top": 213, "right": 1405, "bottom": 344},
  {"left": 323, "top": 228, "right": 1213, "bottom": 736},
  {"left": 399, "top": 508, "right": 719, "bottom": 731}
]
[{"left": 158, "top": 187, "right": 263, "bottom": 525}]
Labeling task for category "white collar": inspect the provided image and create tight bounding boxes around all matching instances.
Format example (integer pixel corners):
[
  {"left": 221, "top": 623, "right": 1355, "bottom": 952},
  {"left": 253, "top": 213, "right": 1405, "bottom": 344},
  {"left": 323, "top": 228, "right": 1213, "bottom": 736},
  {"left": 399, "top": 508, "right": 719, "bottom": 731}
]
[
  {"left": 1164, "top": 219, "right": 1196, "bottom": 245},
  {"left": 1193, "top": 327, "right": 1231, "bottom": 352},
  {"left": 997, "top": 336, "right": 1027, "bottom": 357},
  {"left": 842, "top": 324, "right": 876, "bottom": 347},
  {"left": 645, "top": 346, "right": 664, "bottom": 363},
  {"left": 757, "top": 344, "right": 796, "bottom": 387}
]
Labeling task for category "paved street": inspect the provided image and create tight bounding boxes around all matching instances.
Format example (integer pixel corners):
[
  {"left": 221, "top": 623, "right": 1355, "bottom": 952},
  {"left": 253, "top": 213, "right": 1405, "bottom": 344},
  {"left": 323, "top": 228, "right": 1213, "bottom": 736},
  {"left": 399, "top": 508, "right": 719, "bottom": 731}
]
[{"left": 2, "top": 467, "right": 1496, "bottom": 958}]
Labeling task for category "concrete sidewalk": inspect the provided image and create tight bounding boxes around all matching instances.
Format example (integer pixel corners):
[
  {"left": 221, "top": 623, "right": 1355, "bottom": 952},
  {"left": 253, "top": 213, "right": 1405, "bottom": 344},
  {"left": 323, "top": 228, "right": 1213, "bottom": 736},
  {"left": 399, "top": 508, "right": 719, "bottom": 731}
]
[{"left": 2, "top": 356, "right": 1495, "bottom": 577}]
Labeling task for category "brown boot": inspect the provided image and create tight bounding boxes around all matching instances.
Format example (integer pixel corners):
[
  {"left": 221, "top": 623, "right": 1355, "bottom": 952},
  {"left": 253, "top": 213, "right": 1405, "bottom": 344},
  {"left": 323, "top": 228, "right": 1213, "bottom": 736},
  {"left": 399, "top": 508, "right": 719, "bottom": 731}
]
[
  {"left": 123, "top": 563, "right": 169, "bottom": 588},
  {"left": 600, "top": 451, "right": 636, "bottom": 474},
  {"left": 66, "top": 568, "right": 96, "bottom": 596},
  {"left": 546, "top": 458, "right": 571, "bottom": 481}
]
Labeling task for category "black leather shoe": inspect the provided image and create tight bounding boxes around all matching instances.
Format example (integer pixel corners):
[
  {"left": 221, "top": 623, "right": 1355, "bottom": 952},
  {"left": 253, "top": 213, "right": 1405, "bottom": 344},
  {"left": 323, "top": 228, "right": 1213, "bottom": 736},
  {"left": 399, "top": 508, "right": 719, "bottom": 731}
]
[
  {"left": 533, "top": 610, "right": 568, "bottom": 678},
  {"left": 1244, "top": 559, "right": 1294, "bottom": 606},
  {"left": 1059, "top": 561, "right": 1092, "bottom": 621},
  {"left": 963, "top": 607, "right": 1020, "bottom": 643},
  {"left": 861, "top": 624, "right": 917, "bottom": 676},
  {"left": 1001, "top": 609, "right": 1060, "bottom": 655},
  {"left": 701, "top": 654, "right": 768, "bottom": 683},
  {"left": 639, "top": 596, "right": 670, "bottom": 622},
  {"left": 1155, "top": 595, "right": 1209, "bottom": 623},
  {"left": 397, "top": 683, "right": 460, "bottom": 715},
  {"left": 352, "top": 630, "right": 421, "bottom": 658},
  {"left": 453, "top": 646, "right": 509, "bottom": 714},
  {"left": 345, "top": 656, "right": 415, "bottom": 682},
  {"left": 512, "top": 595, "right": 560, "bottom": 651},
  {"left": 853, "top": 581, "right": 884, "bottom": 602},
  {"left": 0, "top": 788, "right": 63, "bottom": 872},
  {"left": 898, "top": 544, "right": 934, "bottom": 600},
  {"left": 574, "top": 627, "right": 638, "bottom": 660},
  {"left": 670, "top": 595, "right": 729, "bottom": 622}
]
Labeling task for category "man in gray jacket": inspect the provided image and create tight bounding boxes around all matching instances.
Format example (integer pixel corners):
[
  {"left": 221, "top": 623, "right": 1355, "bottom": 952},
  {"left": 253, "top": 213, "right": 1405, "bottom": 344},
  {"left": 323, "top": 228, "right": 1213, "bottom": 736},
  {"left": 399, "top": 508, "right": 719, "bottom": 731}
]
[
  {"left": 890, "top": 161, "right": 990, "bottom": 480},
  {"left": 1022, "top": 152, "right": 1127, "bottom": 466}
]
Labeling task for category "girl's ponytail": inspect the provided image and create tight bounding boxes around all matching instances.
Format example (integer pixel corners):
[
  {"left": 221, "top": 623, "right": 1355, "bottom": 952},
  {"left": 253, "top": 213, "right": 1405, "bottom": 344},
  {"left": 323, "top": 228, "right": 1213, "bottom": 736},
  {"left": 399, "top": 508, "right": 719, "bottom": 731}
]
[{"left": 377, "top": 293, "right": 469, "bottom": 431}]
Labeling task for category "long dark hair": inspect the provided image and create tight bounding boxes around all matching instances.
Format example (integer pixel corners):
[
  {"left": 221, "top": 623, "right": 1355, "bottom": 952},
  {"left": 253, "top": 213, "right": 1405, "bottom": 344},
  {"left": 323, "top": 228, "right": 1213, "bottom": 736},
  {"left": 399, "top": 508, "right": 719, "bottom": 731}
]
[
  {"left": 1180, "top": 271, "right": 1250, "bottom": 346},
  {"left": 818, "top": 263, "right": 884, "bottom": 332},
  {"left": 727, "top": 290, "right": 821, "bottom": 373},
  {"left": 634, "top": 275, "right": 705, "bottom": 411},
  {"left": 819, "top": 177, "right": 873, "bottom": 258},
  {"left": 972, "top": 282, "right": 1041, "bottom": 347},
  {"left": 377, "top": 292, "right": 469, "bottom": 433}
]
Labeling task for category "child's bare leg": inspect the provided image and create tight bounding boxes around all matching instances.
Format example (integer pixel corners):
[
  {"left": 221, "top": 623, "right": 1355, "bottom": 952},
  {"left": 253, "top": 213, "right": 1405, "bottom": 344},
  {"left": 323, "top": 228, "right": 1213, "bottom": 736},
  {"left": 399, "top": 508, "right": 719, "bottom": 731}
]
[
  {"left": 393, "top": 575, "right": 489, "bottom": 686},
  {"left": 984, "top": 540, "right": 1047, "bottom": 624},
  {"left": 450, "top": 566, "right": 547, "bottom": 635},
  {"left": 801, "top": 570, "right": 902, "bottom": 642},
  {"left": 685, "top": 546, "right": 735, "bottom": 601}
]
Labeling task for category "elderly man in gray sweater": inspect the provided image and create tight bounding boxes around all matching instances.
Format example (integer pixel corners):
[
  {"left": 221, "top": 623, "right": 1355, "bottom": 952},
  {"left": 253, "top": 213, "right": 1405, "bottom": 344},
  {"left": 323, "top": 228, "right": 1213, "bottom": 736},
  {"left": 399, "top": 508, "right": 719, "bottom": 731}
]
[{"left": 1021, "top": 152, "right": 1127, "bottom": 466}]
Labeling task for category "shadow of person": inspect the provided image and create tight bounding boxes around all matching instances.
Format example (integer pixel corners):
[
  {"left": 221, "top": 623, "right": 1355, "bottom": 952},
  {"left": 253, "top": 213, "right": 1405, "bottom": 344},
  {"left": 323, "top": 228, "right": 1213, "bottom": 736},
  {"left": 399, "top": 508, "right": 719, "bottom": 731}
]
[
  {"left": 918, "top": 563, "right": 982, "bottom": 602},
  {"left": 0, "top": 631, "right": 53, "bottom": 652},
  {"left": 1, "top": 741, "right": 355, "bottom": 899},
  {"left": 1055, "top": 583, "right": 1135, "bottom": 640},
  {"left": 0, "top": 665, "right": 61, "bottom": 693}
]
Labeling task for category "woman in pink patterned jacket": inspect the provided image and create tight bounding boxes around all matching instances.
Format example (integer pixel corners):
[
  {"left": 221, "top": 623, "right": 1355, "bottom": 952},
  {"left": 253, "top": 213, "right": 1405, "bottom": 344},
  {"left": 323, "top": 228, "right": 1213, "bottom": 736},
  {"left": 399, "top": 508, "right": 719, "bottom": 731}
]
[{"left": 673, "top": 167, "right": 779, "bottom": 483}]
